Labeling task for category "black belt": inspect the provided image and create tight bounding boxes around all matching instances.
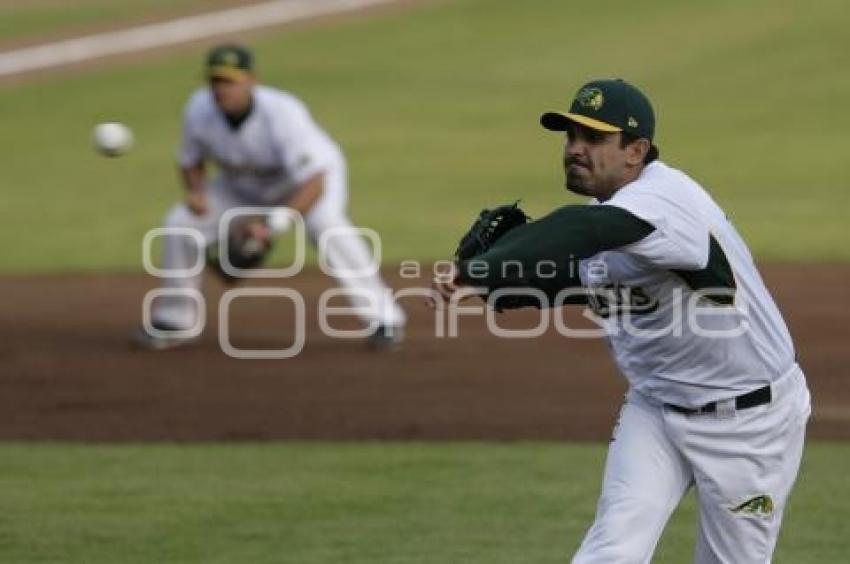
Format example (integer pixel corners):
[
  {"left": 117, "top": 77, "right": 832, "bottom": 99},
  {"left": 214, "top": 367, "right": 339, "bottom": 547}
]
[{"left": 665, "top": 385, "right": 772, "bottom": 415}]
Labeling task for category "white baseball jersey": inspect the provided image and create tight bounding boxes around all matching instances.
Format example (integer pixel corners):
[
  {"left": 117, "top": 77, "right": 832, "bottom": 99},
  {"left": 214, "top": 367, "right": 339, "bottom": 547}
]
[
  {"left": 179, "top": 85, "right": 343, "bottom": 205},
  {"left": 153, "top": 83, "right": 408, "bottom": 333},
  {"left": 580, "top": 160, "right": 797, "bottom": 407}
]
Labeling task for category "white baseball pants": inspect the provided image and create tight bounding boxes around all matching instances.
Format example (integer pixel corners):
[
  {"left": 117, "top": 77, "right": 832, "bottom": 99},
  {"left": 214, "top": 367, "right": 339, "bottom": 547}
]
[{"left": 573, "top": 364, "right": 810, "bottom": 564}]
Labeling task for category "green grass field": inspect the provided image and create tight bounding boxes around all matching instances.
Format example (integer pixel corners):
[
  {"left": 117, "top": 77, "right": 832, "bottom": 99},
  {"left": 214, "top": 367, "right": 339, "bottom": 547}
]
[
  {"left": 0, "top": 0, "right": 848, "bottom": 272},
  {"left": 0, "top": 442, "right": 845, "bottom": 563}
]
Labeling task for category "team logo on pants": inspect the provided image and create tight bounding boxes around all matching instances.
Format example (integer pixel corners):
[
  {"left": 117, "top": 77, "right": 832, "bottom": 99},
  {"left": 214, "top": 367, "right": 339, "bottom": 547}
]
[{"left": 730, "top": 494, "right": 774, "bottom": 517}]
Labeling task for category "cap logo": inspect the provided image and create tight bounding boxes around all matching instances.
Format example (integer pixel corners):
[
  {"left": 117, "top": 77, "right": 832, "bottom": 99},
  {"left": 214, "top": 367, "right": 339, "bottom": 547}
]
[
  {"left": 628, "top": 116, "right": 638, "bottom": 128},
  {"left": 576, "top": 87, "right": 604, "bottom": 111},
  {"left": 222, "top": 51, "right": 239, "bottom": 66}
]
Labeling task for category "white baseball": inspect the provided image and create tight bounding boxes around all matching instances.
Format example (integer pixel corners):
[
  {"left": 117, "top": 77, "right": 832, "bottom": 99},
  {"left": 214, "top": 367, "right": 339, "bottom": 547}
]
[{"left": 92, "top": 122, "right": 134, "bottom": 157}]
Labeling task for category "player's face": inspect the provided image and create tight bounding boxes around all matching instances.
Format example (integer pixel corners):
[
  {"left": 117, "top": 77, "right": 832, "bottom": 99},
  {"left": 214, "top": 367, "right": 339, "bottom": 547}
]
[
  {"left": 210, "top": 76, "right": 254, "bottom": 115},
  {"left": 563, "top": 123, "right": 633, "bottom": 201}
]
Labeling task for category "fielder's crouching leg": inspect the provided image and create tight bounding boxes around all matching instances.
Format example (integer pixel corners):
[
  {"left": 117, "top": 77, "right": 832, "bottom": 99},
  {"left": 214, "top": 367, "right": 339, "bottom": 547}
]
[{"left": 149, "top": 203, "right": 218, "bottom": 331}]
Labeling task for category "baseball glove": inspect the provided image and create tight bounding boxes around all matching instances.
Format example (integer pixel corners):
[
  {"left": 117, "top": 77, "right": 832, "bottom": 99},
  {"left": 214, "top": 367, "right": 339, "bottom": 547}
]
[
  {"left": 453, "top": 201, "right": 543, "bottom": 312},
  {"left": 454, "top": 201, "right": 530, "bottom": 261},
  {"left": 207, "top": 218, "right": 273, "bottom": 283}
]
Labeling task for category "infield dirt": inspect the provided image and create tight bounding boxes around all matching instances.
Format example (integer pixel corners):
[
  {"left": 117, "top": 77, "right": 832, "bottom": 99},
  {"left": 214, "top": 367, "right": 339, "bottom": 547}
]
[{"left": 1, "top": 265, "right": 846, "bottom": 442}]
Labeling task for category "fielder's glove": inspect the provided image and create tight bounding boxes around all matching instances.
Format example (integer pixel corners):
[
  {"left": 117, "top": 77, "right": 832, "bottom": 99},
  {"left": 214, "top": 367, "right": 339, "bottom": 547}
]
[
  {"left": 452, "top": 201, "right": 541, "bottom": 311},
  {"left": 207, "top": 218, "right": 273, "bottom": 283},
  {"left": 454, "top": 201, "right": 530, "bottom": 261}
]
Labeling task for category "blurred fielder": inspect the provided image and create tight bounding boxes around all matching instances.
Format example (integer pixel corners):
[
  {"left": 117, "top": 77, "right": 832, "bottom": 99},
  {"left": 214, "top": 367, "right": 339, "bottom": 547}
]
[
  {"left": 432, "top": 79, "right": 811, "bottom": 563},
  {"left": 135, "top": 44, "right": 406, "bottom": 350}
]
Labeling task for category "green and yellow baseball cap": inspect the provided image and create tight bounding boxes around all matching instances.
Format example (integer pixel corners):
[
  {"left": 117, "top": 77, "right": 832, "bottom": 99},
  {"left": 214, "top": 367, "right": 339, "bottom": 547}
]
[
  {"left": 541, "top": 78, "right": 655, "bottom": 141},
  {"left": 205, "top": 44, "right": 254, "bottom": 81}
]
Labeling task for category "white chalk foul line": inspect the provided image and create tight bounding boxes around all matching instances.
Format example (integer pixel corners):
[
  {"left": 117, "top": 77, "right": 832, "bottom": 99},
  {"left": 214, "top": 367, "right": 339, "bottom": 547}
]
[{"left": 0, "top": 0, "right": 397, "bottom": 77}]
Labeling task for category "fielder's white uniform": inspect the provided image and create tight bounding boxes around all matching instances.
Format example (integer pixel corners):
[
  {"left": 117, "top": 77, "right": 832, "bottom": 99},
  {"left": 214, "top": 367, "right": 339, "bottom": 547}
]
[
  {"left": 152, "top": 85, "right": 406, "bottom": 331},
  {"left": 573, "top": 161, "right": 811, "bottom": 563}
]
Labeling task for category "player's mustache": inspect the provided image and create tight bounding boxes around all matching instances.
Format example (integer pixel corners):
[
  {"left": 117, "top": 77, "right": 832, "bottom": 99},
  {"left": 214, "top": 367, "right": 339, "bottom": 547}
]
[{"left": 565, "top": 157, "right": 592, "bottom": 170}]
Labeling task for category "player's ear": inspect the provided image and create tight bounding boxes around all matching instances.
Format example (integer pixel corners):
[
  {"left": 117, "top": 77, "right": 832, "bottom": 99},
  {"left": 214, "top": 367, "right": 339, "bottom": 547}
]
[{"left": 625, "top": 137, "right": 650, "bottom": 166}]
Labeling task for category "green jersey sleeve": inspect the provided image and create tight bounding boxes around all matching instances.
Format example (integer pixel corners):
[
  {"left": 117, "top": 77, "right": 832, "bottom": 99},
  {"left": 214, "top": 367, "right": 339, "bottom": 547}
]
[{"left": 456, "top": 204, "right": 655, "bottom": 309}]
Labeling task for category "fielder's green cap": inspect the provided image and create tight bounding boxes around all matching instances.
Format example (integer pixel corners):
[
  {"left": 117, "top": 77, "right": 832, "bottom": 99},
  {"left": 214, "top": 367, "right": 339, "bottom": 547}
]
[
  {"left": 541, "top": 78, "right": 655, "bottom": 141},
  {"left": 206, "top": 44, "right": 253, "bottom": 81}
]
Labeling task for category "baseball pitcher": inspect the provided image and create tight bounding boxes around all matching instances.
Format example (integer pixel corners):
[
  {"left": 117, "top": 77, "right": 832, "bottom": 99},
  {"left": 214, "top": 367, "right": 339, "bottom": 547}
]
[
  {"left": 136, "top": 44, "right": 406, "bottom": 351},
  {"left": 432, "top": 79, "right": 810, "bottom": 563}
]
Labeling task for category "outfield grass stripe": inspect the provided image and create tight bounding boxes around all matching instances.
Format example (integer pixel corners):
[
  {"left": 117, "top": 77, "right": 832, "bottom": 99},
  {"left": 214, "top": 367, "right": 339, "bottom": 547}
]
[
  {"left": 0, "top": 442, "right": 843, "bottom": 563},
  {"left": 0, "top": 0, "right": 400, "bottom": 77},
  {"left": 0, "top": 0, "right": 846, "bottom": 269}
]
